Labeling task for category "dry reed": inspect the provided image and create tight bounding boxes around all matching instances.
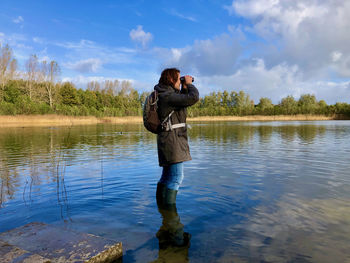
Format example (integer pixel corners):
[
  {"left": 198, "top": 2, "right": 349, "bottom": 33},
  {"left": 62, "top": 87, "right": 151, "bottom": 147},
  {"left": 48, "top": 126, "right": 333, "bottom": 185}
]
[
  {"left": 0, "top": 115, "right": 142, "bottom": 127},
  {"left": 187, "top": 114, "right": 341, "bottom": 122},
  {"left": 0, "top": 114, "right": 346, "bottom": 128}
]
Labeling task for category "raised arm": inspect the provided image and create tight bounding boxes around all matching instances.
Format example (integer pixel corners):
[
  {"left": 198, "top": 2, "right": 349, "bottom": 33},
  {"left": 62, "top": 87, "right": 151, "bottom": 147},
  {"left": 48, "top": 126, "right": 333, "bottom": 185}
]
[{"left": 167, "top": 84, "right": 199, "bottom": 108}]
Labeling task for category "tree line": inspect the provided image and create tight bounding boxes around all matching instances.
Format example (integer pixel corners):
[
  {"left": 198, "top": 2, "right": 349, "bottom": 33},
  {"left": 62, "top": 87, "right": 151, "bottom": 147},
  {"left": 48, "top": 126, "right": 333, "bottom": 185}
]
[
  {"left": 1, "top": 43, "right": 349, "bottom": 117},
  {"left": 188, "top": 91, "right": 350, "bottom": 117}
]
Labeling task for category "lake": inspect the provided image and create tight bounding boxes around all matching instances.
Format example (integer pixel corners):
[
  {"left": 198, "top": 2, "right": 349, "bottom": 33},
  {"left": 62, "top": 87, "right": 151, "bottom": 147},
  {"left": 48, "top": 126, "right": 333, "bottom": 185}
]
[{"left": 0, "top": 121, "right": 349, "bottom": 262}]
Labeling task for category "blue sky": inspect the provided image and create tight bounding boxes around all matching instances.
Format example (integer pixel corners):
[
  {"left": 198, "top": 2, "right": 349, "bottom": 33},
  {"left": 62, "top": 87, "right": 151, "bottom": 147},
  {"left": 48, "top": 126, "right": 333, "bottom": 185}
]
[{"left": 1, "top": 0, "right": 350, "bottom": 103}]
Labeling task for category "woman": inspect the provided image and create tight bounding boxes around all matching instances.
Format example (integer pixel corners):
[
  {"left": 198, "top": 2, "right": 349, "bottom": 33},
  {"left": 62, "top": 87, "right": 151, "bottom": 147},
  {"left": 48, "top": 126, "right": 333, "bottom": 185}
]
[{"left": 154, "top": 68, "right": 199, "bottom": 204}]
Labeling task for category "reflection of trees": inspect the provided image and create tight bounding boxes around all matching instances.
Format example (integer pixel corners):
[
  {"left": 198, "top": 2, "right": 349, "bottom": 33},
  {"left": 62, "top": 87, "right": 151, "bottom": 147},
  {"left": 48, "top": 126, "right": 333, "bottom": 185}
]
[
  {"left": 278, "top": 125, "right": 297, "bottom": 142},
  {"left": 0, "top": 124, "right": 153, "bottom": 168},
  {"left": 276, "top": 125, "right": 326, "bottom": 143},
  {"left": 3, "top": 123, "right": 329, "bottom": 165},
  {"left": 189, "top": 122, "right": 327, "bottom": 145},
  {"left": 0, "top": 124, "right": 154, "bottom": 208},
  {"left": 257, "top": 125, "right": 273, "bottom": 143},
  {"left": 0, "top": 156, "right": 19, "bottom": 208},
  {"left": 0, "top": 122, "right": 333, "bottom": 209},
  {"left": 0, "top": 160, "right": 17, "bottom": 208},
  {"left": 189, "top": 122, "right": 255, "bottom": 146},
  {"left": 296, "top": 125, "right": 326, "bottom": 143}
]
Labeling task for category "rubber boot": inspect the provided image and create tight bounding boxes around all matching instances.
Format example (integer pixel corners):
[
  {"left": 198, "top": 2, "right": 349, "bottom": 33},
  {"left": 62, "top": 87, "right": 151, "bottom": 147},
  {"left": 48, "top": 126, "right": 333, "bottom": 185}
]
[
  {"left": 156, "top": 182, "right": 167, "bottom": 206},
  {"left": 156, "top": 183, "right": 178, "bottom": 205},
  {"left": 164, "top": 188, "right": 177, "bottom": 205}
]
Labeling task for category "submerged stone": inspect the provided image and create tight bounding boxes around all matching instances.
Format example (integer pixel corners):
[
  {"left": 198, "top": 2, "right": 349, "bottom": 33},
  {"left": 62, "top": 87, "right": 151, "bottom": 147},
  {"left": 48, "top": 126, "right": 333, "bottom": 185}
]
[
  {"left": 0, "top": 222, "right": 122, "bottom": 263},
  {"left": 0, "top": 240, "right": 51, "bottom": 263}
]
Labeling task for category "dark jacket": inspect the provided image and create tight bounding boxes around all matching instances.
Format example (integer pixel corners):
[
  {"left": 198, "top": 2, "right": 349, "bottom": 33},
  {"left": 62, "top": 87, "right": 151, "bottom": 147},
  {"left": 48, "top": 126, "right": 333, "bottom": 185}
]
[{"left": 155, "top": 83, "right": 199, "bottom": 166}]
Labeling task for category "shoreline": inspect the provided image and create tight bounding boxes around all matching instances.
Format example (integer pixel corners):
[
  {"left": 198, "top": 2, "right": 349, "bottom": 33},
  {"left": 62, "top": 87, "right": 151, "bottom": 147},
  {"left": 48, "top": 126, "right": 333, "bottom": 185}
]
[
  {"left": 0, "top": 114, "right": 348, "bottom": 128},
  {"left": 188, "top": 114, "right": 348, "bottom": 122}
]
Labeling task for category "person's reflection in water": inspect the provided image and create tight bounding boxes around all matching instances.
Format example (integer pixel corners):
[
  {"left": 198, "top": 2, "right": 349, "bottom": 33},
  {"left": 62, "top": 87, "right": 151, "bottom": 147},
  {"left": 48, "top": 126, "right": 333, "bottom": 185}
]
[{"left": 150, "top": 190, "right": 191, "bottom": 263}]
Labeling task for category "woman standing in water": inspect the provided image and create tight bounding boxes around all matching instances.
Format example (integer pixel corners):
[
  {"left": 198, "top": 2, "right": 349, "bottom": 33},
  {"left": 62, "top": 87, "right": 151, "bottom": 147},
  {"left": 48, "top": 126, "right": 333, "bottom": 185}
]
[{"left": 154, "top": 68, "right": 199, "bottom": 204}]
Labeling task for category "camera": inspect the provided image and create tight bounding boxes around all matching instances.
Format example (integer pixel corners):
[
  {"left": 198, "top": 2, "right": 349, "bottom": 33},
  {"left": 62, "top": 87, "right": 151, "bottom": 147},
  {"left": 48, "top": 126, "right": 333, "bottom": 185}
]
[{"left": 180, "top": 76, "right": 194, "bottom": 83}]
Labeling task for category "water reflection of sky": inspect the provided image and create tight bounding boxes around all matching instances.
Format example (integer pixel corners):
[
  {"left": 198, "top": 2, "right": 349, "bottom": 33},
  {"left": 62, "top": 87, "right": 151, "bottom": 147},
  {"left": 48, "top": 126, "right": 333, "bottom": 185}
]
[{"left": 0, "top": 121, "right": 350, "bottom": 262}]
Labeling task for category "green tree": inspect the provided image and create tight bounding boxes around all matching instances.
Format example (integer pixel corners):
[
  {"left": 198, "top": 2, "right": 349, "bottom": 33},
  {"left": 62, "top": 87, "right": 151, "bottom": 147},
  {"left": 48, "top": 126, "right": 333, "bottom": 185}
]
[
  {"left": 59, "top": 82, "right": 79, "bottom": 106},
  {"left": 257, "top": 97, "right": 273, "bottom": 115},
  {"left": 3, "top": 80, "right": 22, "bottom": 104},
  {"left": 82, "top": 90, "right": 97, "bottom": 108},
  {"left": 298, "top": 94, "right": 317, "bottom": 114},
  {"left": 233, "top": 91, "right": 254, "bottom": 116},
  {"left": 334, "top": 102, "right": 350, "bottom": 115},
  {"left": 222, "top": 90, "right": 229, "bottom": 107},
  {"left": 279, "top": 95, "right": 297, "bottom": 115},
  {"left": 318, "top": 100, "right": 328, "bottom": 115}
]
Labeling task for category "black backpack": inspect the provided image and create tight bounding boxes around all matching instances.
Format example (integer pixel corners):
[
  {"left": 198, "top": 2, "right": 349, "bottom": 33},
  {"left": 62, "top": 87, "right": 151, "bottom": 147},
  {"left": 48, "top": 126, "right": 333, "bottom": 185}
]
[{"left": 143, "top": 91, "right": 161, "bottom": 133}]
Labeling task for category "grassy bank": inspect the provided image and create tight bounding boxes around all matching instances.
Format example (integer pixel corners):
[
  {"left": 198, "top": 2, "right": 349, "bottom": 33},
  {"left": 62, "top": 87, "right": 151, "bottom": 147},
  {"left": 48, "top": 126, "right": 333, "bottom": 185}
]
[
  {"left": 0, "top": 114, "right": 348, "bottom": 128},
  {"left": 188, "top": 114, "right": 348, "bottom": 122},
  {"left": 0, "top": 115, "right": 142, "bottom": 127}
]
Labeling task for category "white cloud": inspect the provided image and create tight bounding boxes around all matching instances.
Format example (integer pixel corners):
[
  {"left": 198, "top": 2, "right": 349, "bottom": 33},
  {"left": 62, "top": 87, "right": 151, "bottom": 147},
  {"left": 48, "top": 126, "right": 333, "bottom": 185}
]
[
  {"left": 129, "top": 25, "right": 153, "bottom": 47},
  {"left": 45, "top": 39, "right": 158, "bottom": 90},
  {"left": 331, "top": 51, "right": 342, "bottom": 63},
  {"left": 153, "top": 0, "right": 348, "bottom": 104},
  {"left": 226, "top": 0, "right": 350, "bottom": 79},
  {"left": 13, "top": 16, "right": 24, "bottom": 24},
  {"left": 62, "top": 75, "right": 110, "bottom": 85},
  {"left": 331, "top": 54, "right": 350, "bottom": 77},
  {"left": 55, "top": 39, "right": 97, "bottom": 50},
  {"left": 61, "top": 75, "right": 135, "bottom": 89},
  {"left": 196, "top": 59, "right": 350, "bottom": 104},
  {"left": 55, "top": 39, "right": 131, "bottom": 54},
  {"left": 198, "top": 59, "right": 302, "bottom": 102},
  {"left": 65, "top": 58, "right": 102, "bottom": 73},
  {"left": 33, "top": 37, "right": 44, "bottom": 44},
  {"left": 159, "top": 32, "right": 243, "bottom": 76},
  {"left": 4, "top": 33, "right": 27, "bottom": 44},
  {"left": 0, "top": 33, "right": 33, "bottom": 61},
  {"left": 168, "top": 9, "right": 197, "bottom": 22},
  {"left": 53, "top": 39, "right": 137, "bottom": 65}
]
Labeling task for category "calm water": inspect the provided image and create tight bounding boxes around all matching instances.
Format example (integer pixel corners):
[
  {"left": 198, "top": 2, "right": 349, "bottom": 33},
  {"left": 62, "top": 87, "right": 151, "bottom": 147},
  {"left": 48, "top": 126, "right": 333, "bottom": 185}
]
[{"left": 1, "top": 121, "right": 350, "bottom": 262}]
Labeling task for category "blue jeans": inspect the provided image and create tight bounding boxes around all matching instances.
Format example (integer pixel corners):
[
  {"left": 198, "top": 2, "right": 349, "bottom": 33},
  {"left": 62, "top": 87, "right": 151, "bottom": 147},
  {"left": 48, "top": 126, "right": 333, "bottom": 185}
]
[{"left": 159, "top": 162, "right": 184, "bottom": 191}]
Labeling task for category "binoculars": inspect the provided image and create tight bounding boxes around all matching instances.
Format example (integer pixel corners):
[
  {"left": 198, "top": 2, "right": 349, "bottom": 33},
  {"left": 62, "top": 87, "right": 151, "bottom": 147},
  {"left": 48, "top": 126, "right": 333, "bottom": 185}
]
[{"left": 180, "top": 76, "right": 194, "bottom": 83}]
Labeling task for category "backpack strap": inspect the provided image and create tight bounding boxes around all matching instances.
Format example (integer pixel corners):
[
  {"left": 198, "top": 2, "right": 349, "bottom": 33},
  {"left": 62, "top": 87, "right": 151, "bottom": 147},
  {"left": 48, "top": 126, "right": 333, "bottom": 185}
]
[
  {"left": 161, "top": 110, "right": 174, "bottom": 129},
  {"left": 150, "top": 91, "right": 158, "bottom": 106},
  {"left": 161, "top": 110, "right": 190, "bottom": 131}
]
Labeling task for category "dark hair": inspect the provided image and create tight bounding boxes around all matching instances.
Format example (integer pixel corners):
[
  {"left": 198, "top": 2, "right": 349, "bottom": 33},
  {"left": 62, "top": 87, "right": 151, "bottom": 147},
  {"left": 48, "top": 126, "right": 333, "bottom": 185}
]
[{"left": 159, "top": 68, "right": 180, "bottom": 87}]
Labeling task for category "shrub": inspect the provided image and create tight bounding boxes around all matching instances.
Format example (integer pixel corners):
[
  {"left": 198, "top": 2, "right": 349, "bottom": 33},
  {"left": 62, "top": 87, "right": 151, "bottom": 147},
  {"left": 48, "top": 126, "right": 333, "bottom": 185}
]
[
  {"left": 15, "top": 96, "right": 34, "bottom": 114},
  {"left": 0, "top": 101, "right": 17, "bottom": 115}
]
